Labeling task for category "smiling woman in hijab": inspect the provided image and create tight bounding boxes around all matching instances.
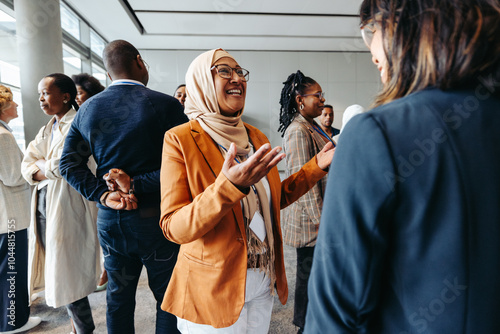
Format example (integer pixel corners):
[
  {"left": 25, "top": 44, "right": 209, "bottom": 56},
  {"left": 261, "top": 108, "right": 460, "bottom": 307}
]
[{"left": 159, "top": 48, "right": 335, "bottom": 333}]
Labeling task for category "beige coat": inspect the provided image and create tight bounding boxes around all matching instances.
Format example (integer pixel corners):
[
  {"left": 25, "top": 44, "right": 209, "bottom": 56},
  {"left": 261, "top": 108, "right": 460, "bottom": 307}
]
[
  {"left": 0, "top": 125, "right": 31, "bottom": 233},
  {"left": 21, "top": 109, "right": 100, "bottom": 308}
]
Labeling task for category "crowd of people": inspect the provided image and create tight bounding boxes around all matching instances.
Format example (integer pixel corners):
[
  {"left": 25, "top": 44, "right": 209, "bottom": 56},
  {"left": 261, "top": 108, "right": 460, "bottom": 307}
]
[{"left": 1, "top": 0, "right": 499, "bottom": 333}]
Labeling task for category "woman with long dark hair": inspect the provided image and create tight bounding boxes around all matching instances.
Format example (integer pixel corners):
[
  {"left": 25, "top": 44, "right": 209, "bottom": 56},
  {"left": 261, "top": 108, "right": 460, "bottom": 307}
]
[{"left": 305, "top": 0, "right": 500, "bottom": 332}]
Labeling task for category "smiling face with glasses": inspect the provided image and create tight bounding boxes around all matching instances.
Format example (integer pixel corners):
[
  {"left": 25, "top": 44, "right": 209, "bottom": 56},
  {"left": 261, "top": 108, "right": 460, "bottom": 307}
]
[
  {"left": 211, "top": 57, "right": 249, "bottom": 116},
  {"left": 211, "top": 64, "right": 250, "bottom": 82},
  {"left": 296, "top": 83, "right": 326, "bottom": 123}
]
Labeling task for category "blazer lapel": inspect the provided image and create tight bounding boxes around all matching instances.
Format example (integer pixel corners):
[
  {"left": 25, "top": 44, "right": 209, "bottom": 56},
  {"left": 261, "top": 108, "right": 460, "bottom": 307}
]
[{"left": 189, "top": 120, "right": 224, "bottom": 178}]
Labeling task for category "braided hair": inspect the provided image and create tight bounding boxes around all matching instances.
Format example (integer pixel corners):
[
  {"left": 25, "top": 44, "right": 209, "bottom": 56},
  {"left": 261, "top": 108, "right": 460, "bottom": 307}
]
[{"left": 278, "top": 70, "right": 317, "bottom": 136}]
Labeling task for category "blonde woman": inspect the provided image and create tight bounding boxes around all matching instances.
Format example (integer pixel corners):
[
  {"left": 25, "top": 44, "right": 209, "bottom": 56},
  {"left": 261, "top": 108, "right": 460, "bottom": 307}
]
[{"left": 0, "top": 85, "right": 41, "bottom": 333}]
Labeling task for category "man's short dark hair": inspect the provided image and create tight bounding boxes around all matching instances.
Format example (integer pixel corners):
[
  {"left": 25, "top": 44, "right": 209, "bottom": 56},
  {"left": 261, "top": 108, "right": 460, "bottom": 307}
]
[{"left": 103, "top": 40, "right": 140, "bottom": 75}]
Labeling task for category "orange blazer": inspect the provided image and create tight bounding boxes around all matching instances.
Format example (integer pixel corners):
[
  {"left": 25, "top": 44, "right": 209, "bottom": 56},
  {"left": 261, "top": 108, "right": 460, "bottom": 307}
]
[{"left": 159, "top": 120, "right": 327, "bottom": 328}]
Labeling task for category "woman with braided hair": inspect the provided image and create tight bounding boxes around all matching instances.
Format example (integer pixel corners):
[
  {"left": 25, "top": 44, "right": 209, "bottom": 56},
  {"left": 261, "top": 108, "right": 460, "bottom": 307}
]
[{"left": 278, "top": 70, "right": 334, "bottom": 334}]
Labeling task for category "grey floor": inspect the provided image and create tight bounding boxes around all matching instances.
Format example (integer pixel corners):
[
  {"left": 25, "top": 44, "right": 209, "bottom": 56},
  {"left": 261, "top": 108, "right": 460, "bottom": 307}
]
[{"left": 26, "top": 245, "right": 299, "bottom": 334}]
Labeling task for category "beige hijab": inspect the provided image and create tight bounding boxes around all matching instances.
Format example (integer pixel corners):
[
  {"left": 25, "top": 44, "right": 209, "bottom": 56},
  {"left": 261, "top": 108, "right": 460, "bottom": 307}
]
[
  {"left": 184, "top": 48, "right": 250, "bottom": 156},
  {"left": 184, "top": 49, "right": 276, "bottom": 292}
]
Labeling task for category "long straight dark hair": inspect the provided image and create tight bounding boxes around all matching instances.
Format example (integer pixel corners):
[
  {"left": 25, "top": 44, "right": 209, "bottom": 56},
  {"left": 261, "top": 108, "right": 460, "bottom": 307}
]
[{"left": 360, "top": 0, "right": 500, "bottom": 107}]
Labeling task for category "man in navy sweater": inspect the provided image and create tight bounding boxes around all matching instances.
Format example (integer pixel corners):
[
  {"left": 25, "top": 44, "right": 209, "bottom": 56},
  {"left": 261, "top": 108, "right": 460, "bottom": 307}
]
[{"left": 60, "top": 40, "right": 188, "bottom": 334}]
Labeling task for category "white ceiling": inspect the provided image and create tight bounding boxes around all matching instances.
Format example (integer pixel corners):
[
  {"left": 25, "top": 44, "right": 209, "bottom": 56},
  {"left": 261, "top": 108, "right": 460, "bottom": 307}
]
[{"left": 65, "top": 0, "right": 367, "bottom": 52}]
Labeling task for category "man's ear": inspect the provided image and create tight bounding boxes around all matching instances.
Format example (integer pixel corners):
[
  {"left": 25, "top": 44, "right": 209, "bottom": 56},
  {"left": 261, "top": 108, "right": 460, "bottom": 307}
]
[{"left": 136, "top": 55, "right": 144, "bottom": 70}]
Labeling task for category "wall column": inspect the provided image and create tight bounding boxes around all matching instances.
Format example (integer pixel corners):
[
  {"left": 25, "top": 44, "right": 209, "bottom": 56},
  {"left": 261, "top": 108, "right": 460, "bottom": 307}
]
[{"left": 14, "top": 0, "right": 64, "bottom": 144}]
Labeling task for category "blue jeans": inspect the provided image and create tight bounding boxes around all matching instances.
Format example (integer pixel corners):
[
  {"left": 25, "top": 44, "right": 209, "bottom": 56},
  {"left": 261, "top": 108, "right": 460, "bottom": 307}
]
[{"left": 97, "top": 208, "right": 179, "bottom": 334}]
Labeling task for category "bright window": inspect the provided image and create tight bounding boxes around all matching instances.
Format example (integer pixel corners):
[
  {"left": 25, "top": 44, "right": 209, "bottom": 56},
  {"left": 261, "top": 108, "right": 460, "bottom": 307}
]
[
  {"left": 90, "top": 30, "right": 105, "bottom": 57},
  {"left": 92, "top": 63, "right": 107, "bottom": 86},
  {"left": 63, "top": 45, "right": 82, "bottom": 76},
  {"left": 60, "top": 3, "right": 80, "bottom": 40}
]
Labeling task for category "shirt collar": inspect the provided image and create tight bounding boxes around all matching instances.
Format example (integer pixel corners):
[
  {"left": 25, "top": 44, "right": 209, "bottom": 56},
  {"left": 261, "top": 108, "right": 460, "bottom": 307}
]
[
  {"left": 110, "top": 79, "right": 145, "bottom": 87},
  {"left": 0, "top": 119, "right": 12, "bottom": 132}
]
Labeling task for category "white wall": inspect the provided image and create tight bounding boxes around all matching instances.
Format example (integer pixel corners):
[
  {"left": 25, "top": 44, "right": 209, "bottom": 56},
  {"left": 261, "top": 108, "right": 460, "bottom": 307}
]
[{"left": 141, "top": 49, "right": 381, "bottom": 170}]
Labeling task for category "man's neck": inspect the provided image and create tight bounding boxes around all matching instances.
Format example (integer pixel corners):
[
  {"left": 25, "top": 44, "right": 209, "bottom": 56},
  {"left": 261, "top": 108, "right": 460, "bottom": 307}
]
[
  {"left": 111, "top": 78, "right": 145, "bottom": 87},
  {"left": 320, "top": 124, "right": 333, "bottom": 136}
]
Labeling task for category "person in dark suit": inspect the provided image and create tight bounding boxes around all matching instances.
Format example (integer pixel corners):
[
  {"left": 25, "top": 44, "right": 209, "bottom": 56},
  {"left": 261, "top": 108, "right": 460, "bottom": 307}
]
[
  {"left": 305, "top": 0, "right": 500, "bottom": 333},
  {"left": 60, "top": 40, "right": 188, "bottom": 334}
]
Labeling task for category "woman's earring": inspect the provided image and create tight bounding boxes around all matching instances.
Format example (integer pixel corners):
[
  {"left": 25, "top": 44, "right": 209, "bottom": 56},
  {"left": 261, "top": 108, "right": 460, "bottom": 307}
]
[
  {"left": 300, "top": 104, "right": 304, "bottom": 110},
  {"left": 63, "top": 100, "right": 68, "bottom": 104}
]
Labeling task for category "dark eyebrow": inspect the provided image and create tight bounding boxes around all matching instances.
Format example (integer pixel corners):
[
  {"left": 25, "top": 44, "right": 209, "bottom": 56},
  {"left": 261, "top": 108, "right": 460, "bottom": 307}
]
[{"left": 217, "top": 63, "right": 242, "bottom": 68}]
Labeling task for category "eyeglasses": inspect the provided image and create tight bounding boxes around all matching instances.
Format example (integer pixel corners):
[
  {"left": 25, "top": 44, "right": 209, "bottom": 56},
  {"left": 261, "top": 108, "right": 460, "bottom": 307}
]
[
  {"left": 360, "top": 22, "right": 376, "bottom": 48},
  {"left": 301, "top": 92, "right": 325, "bottom": 99},
  {"left": 210, "top": 65, "right": 250, "bottom": 82},
  {"left": 141, "top": 58, "right": 150, "bottom": 72}
]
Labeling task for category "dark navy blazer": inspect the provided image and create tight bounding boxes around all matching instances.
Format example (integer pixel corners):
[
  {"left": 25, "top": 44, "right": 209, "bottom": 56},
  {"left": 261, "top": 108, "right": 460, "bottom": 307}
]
[{"left": 305, "top": 88, "right": 500, "bottom": 333}]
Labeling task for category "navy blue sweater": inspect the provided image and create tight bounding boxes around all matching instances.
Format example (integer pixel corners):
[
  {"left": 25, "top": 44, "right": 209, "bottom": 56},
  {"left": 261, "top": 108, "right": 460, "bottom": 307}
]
[{"left": 60, "top": 84, "right": 188, "bottom": 208}]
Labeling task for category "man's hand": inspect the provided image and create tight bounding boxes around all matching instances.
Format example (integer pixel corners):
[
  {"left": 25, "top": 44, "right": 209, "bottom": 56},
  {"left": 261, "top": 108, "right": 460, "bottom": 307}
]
[
  {"left": 221, "top": 143, "right": 285, "bottom": 189},
  {"left": 104, "top": 191, "right": 138, "bottom": 210},
  {"left": 104, "top": 168, "right": 132, "bottom": 193},
  {"left": 316, "top": 141, "right": 336, "bottom": 170}
]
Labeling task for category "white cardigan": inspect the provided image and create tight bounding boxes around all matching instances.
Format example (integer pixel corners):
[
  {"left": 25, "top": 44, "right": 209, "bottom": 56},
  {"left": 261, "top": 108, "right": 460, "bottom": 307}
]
[{"left": 21, "top": 109, "right": 100, "bottom": 307}]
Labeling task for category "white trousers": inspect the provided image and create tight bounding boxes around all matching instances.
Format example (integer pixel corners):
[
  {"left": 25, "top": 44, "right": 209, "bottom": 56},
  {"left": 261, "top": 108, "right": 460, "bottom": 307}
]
[{"left": 177, "top": 269, "right": 274, "bottom": 334}]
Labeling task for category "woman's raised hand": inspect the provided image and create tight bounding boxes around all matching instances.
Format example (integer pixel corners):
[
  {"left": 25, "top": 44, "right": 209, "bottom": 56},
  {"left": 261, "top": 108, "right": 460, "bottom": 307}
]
[
  {"left": 316, "top": 141, "right": 336, "bottom": 170},
  {"left": 222, "top": 143, "right": 285, "bottom": 189}
]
